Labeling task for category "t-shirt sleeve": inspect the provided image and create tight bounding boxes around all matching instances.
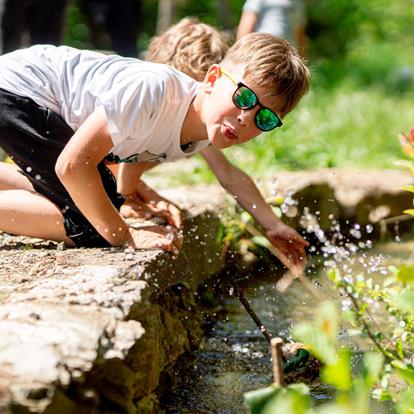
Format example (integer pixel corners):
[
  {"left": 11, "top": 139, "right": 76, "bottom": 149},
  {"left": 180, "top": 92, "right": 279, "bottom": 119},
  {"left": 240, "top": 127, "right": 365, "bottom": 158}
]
[
  {"left": 243, "top": 0, "right": 262, "bottom": 14},
  {"left": 97, "top": 72, "right": 167, "bottom": 147}
]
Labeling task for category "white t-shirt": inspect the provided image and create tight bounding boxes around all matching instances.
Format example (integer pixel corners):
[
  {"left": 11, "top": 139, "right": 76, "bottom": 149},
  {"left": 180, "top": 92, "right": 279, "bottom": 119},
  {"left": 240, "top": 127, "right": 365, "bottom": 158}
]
[
  {"left": 243, "top": 0, "right": 306, "bottom": 46},
  {"left": 0, "top": 45, "right": 209, "bottom": 163}
]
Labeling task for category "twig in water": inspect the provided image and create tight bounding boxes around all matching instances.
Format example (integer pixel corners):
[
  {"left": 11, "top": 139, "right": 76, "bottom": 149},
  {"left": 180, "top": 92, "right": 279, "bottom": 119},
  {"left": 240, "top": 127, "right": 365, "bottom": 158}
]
[
  {"left": 232, "top": 284, "right": 273, "bottom": 344},
  {"left": 271, "top": 337, "right": 285, "bottom": 387}
]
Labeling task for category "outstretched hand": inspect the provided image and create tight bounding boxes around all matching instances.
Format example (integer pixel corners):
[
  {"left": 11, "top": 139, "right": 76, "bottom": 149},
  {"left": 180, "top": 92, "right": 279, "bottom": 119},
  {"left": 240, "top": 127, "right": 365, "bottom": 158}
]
[{"left": 265, "top": 223, "right": 309, "bottom": 271}]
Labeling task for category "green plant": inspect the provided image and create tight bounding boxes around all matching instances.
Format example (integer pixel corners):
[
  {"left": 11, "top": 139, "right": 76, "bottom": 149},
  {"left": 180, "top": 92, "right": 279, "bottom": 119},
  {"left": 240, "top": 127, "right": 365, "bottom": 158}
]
[
  {"left": 399, "top": 128, "right": 414, "bottom": 217},
  {"left": 244, "top": 285, "right": 414, "bottom": 413}
]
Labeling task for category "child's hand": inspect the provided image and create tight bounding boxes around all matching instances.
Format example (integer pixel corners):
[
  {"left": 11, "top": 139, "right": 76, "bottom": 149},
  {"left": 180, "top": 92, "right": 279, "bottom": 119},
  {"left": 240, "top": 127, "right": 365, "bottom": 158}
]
[
  {"left": 145, "top": 199, "right": 183, "bottom": 229},
  {"left": 265, "top": 223, "right": 309, "bottom": 270},
  {"left": 126, "top": 225, "right": 182, "bottom": 254},
  {"left": 120, "top": 195, "right": 155, "bottom": 220},
  {"left": 120, "top": 191, "right": 183, "bottom": 229}
]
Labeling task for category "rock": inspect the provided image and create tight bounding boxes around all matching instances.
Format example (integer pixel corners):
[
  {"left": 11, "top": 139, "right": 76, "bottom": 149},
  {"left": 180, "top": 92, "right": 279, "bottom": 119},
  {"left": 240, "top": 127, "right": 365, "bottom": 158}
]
[{"left": 0, "top": 189, "right": 226, "bottom": 414}]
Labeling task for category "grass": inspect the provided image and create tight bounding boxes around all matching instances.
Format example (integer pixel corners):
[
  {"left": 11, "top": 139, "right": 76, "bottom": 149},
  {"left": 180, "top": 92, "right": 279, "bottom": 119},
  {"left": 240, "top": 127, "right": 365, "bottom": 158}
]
[{"left": 224, "top": 83, "right": 414, "bottom": 175}]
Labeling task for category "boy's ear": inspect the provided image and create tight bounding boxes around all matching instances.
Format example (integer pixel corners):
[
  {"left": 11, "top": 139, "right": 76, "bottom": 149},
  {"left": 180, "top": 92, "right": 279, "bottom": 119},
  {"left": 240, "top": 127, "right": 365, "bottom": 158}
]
[{"left": 203, "top": 64, "right": 221, "bottom": 93}]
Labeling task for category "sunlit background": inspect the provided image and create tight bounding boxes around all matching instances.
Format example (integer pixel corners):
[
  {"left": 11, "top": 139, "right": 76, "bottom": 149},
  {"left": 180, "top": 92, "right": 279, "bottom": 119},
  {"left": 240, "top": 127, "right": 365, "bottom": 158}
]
[{"left": 62, "top": 0, "right": 414, "bottom": 178}]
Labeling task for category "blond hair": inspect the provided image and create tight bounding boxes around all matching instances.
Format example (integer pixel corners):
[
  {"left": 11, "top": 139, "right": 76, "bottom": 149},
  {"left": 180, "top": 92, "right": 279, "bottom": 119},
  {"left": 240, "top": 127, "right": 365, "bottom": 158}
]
[
  {"left": 146, "top": 17, "right": 229, "bottom": 81},
  {"left": 222, "top": 33, "right": 310, "bottom": 116}
]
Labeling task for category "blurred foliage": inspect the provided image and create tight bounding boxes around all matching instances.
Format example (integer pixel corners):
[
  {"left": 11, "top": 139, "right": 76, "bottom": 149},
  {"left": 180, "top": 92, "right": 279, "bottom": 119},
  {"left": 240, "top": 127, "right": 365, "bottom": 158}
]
[
  {"left": 63, "top": 0, "right": 414, "bottom": 174},
  {"left": 64, "top": 0, "right": 414, "bottom": 86},
  {"left": 307, "top": 0, "right": 414, "bottom": 88},
  {"left": 398, "top": 127, "right": 414, "bottom": 217},
  {"left": 245, "top": 281, "right": 414, "bottom": 413}
]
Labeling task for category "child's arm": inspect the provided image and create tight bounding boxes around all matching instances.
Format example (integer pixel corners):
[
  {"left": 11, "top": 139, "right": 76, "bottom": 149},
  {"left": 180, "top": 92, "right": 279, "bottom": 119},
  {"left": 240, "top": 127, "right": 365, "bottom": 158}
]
[
  {"left": 201, "top": 146, "right": 309, "bottom": 269},
  {"left": 236, "top": 9, "right": 258, "bottom": 40},
  {"left": 55, "top": 106, "right": 178, "bottom": 251}
]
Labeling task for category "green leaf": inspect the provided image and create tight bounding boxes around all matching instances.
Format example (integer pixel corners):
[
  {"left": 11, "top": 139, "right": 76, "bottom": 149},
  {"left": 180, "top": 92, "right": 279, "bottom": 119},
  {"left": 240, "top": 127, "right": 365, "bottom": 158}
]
[
  {"left": 315, "top": 403, "right": 350, "bottom": 414},
  {"left": 396, "top": 385, "right": 414, "bottom": 414},
  {"left": 244, "top": 386, "right": 279, "bottom": 414},
  {"left": 396, "top": 339, "right": 405, "bottom": 360},
  {"left": 322, "top": 348, "right": 352, "bottom": 391},
  {"left": 240, "top": 211, "right": 253, "bottom": 223},
  {"left": 342, "top": 310, "right": 357, "bottom": 327},
  {"left": 293, "top": 302, "right": 339, "bottom": 365},
  {"left": 261, "top": 387, "right": 310, "bottom": 414},
  {"left": 392, "top": 361, "right": 414, "bottom": 385},
  {"left": 270, "top": 205, "right": 283, "bottom": 218},
  {"left": 372, "top": 388, "right": 393, "bottom": 401},
  {"left": 399, "top": 185, "right": 414, "bottom": 193},
  {"left": 363, "top": 352, "right": 384, "bottom": 387},
  {"left": 395, "top": 265, "right": 414, "bottom": 284},
  {"left": 403, "top": 209, "right": 414, "bottom": 216},
  {"left": 394, "top": 288, "right": 414, "bottom": 314},
  {"left": 251, "top": 236, "right": 272, "bottom": 249}
]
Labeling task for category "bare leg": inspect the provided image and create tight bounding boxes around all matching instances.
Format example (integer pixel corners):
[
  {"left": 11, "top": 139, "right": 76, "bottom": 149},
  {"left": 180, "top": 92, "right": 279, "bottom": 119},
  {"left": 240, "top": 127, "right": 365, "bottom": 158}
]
[
  {"left": 0, "top": 162, "right": 74, "bottom": 243},
  {"left": 0, "top": 189, "right": 75, "bottom": 246},
  {"left": 0, "top": 162, "right": 34, "bottom": 191}
]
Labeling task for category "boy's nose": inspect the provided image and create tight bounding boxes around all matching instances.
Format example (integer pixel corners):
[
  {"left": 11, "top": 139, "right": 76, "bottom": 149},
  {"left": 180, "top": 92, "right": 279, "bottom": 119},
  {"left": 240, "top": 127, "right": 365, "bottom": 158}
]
[{"left": 237, "top": 108, "right": 255, "bottom": 127}]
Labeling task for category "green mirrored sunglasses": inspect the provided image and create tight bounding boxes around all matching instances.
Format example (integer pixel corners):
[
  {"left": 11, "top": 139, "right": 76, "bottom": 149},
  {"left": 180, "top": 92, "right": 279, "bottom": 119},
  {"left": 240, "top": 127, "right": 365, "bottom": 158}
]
[{"left": 220, "top": 68, "right": 283, "bottom": 132}]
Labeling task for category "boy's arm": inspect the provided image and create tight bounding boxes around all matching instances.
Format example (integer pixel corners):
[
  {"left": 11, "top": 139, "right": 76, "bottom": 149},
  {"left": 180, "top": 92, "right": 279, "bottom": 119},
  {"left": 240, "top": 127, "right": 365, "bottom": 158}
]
[
  {"left": 55, "top": 106, "right": 178, "bottom": 251},
  {"left": 117, "top": 162, "right": 144, "bottom": 198},
  {"left": 200, "top": 146, "right": 308, "bottom": 268}
]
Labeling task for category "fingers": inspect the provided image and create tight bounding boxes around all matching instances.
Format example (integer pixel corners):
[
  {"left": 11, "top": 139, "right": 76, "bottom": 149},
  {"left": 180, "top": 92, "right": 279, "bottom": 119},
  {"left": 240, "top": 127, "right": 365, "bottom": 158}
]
[
  {"left": 147, "top": 200, "right": 183, "bottom": 229},
  {"left": 166, "top": 204, "right": 183, "bottom": 229},
  {"left": 126, "top": 225, "right": 182, "bottom": 255},
  {"left": 121, "top": 198, "right": 183, "bottom": 229},
  {"left": 279, "top": 243, "right": 307, "bottom": 270},
  {"left": 120, "top": 198, "right": 153, "bottom": 219},
  {"left": 267, "top": 229, "right": 308, "bottom": 271}
]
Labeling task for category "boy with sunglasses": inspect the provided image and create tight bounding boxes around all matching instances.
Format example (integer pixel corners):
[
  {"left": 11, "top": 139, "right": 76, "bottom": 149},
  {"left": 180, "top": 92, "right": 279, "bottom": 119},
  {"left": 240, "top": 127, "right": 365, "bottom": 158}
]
[
  {"left": 0, "top": 32, "right": 309, "bottom": 268},
  {"left": 122, "top": 21, "right": 308, "bottom": 270}
]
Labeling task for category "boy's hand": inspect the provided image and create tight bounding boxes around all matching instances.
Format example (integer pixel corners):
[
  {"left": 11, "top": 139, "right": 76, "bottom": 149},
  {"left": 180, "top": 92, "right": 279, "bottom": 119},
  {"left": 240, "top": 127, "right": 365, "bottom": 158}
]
[
  {"left": 121, "top": 192, "right": 183, "bottom": 229},
  {"left": 265, "top": 223, "right": 309, "bottom": 270},
  {"left": 126, "top": 225, "right": 182, "bottom": 254},
  {"left": 145, "top": 199, "right": 183, "bottom": 229},
  {"left": 120, "top": 194, "right": 155, "bottom": 220}
]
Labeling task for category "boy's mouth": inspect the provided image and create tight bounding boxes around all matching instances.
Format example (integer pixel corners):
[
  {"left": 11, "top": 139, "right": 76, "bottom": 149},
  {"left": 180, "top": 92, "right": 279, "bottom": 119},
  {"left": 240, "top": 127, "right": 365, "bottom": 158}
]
[{"left": 222, "top": 125, "right": 238, "bottom": 140}]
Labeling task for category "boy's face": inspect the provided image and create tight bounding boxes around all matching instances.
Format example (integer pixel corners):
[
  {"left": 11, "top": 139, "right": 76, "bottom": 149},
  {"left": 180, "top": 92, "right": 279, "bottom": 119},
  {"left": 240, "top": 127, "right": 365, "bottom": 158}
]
[{"left": 202, "top": 65, "right": 284, "bottom": 149}]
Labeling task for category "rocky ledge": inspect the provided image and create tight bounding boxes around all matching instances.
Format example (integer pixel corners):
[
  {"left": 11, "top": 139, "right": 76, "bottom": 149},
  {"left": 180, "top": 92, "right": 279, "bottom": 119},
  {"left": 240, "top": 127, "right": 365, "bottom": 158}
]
[{"left": 0, "top": 169, "right": 412, "bottom": 414}]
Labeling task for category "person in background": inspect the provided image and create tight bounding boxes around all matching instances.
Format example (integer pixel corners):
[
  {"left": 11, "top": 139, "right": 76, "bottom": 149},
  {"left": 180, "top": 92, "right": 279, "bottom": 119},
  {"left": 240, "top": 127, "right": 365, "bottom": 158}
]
[
  {"left": 78, "top": 0, "right": 142, "bottom": 57},
  {"left": 236, "top": 0, "right": 307, "bottom": 58},
  {"left": 0, "top": 0, "right": 68, "bottom": 54}
]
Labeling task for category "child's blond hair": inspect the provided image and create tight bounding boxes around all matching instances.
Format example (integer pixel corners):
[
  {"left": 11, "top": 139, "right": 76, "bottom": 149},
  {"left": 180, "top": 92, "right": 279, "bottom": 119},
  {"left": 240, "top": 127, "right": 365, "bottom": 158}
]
[
  {"left": 222, "top": 33, "right": 310, "bottom": 116},
  {"left": 146, "top": 17, "right": 229, "bottom": 81}
]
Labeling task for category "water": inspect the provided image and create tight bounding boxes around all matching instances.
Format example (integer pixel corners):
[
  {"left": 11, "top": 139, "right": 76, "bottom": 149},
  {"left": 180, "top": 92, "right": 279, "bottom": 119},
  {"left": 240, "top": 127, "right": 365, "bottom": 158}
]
[{"left": 161, "top": 236, "right": 414, "bottom": 414}]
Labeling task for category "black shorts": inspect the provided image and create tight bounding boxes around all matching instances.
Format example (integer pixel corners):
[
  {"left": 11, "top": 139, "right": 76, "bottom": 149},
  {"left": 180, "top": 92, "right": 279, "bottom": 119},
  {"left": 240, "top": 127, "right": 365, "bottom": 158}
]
[{"left": 0, "top": 88, "right": 124, "bottom": 247}]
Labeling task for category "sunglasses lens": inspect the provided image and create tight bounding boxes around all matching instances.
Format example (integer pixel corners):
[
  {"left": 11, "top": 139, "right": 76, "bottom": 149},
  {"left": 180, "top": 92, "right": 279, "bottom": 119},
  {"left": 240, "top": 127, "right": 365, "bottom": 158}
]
[
  {"left": 256, "top": 108, "right": 281, "bottom": 131},
  {"left": 234, "top": 86, "right": 257, "bottom": 109}
]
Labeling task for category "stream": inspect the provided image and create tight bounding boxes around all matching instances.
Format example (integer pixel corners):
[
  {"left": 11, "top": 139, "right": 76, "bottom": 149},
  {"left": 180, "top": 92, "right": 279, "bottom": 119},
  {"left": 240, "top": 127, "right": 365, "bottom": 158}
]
[{"left": 160, "top": 234, "right": 414, "bottom": 414}]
